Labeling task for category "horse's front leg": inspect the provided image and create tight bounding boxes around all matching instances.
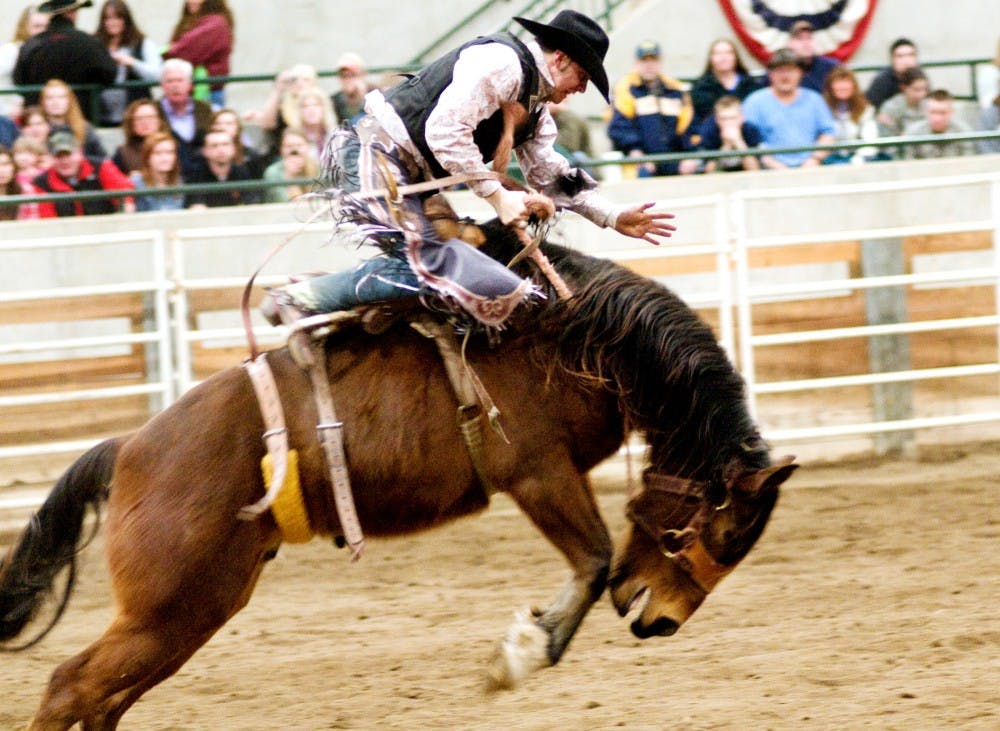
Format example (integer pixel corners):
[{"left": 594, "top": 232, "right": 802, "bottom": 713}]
[{"left": 488, "top": 468, "right": 611, "bottom": 689}]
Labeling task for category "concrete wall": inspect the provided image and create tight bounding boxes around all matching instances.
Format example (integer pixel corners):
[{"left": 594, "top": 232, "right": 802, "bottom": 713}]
[{"left": 3, "top": 0, "right": 996, "bottom": 117}]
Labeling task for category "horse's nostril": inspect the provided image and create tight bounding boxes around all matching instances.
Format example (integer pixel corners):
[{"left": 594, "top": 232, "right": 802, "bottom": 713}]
[
  {"left": 630, "top": 615, "right": 680, "bottom": 639},
  {"left": 649, "top": 616, "right": 679, "bottom": 636}
]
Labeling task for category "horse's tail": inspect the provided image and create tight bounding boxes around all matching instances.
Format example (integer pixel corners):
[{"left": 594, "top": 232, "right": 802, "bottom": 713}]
[{"left": 0, "top": 437, "right": 121, "bottom": 650}]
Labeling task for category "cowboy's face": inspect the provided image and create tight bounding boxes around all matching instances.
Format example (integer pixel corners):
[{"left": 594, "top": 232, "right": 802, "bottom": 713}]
[{"left": 548, "top": 51, "right": 589, "bottom": 104}]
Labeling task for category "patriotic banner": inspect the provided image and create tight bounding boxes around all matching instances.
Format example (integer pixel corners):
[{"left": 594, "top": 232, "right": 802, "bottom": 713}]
[{"left": 717, "top": 1, "right": 879, "bottom": 64}]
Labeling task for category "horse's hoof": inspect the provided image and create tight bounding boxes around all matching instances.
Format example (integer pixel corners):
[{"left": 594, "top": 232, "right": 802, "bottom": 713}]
[{"left": 484, "top": 609, "right": 551, "bottom": 691}]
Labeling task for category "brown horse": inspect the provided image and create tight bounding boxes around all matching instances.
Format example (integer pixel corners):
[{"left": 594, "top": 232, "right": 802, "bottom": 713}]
[{"left": 0, "top": 222, "right": 796, "bottom": 729}]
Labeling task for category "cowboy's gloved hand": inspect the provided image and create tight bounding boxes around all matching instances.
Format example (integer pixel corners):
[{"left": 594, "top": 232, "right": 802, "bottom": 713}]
[{"left": 485, "top": 188, "right": 529, "bottom": 228}]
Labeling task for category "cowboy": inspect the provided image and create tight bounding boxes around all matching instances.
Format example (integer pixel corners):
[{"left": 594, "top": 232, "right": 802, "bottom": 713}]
[
  {"left": 13, "top": 0, "right": 117, "bottom": 124},
  {"left": 263, "top": 10, "right": 676, "bottom": 330}
]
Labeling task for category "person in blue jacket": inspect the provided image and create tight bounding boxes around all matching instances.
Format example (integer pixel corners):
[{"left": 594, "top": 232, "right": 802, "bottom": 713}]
[{"left": 607, "top": 40, "right": 699, "bottom": 176}]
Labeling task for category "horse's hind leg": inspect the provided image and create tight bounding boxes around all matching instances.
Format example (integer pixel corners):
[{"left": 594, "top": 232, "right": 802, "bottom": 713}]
[
  {"left": 29, "top": 548, "right": 272, "bottom": 730},
  {"left": 28, "top": 613, "right": 211, "bottom": 731}
]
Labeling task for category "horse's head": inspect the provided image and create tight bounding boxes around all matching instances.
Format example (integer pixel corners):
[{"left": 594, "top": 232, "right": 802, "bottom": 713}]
[{"left": 609, "top": 455, "right": 797, "bottom": 638}]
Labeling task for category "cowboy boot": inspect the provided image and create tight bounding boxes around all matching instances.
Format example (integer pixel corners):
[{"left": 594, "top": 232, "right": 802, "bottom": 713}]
[{"left": 260, "top": 289, "right": 317, "bottom": 327}]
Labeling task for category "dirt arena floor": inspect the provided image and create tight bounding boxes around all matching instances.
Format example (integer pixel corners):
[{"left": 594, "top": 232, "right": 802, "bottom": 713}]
[{"left": 1, "top": 447, "right": 998, "bottom": 731}]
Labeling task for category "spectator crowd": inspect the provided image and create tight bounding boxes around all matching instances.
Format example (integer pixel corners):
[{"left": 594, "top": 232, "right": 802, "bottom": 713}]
[{"left": 0, "top": 1, "right": 998, "bottom": 222}]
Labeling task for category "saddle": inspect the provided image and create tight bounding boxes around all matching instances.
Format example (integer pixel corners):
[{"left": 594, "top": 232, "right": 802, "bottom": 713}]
[{"left": 244, "top": 295, "right": 502, "bottom": 560}]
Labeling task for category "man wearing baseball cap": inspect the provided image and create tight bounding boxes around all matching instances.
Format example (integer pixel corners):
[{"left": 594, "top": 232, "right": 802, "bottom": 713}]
[
  {"left": 265, "top": 10, "right": 676, "bottom": 331},
  {"left": 33, "top": 130, "right": 135, "bottom": 217},
  {"left": 332, "top": 52, "right": 370, "bottom": 125},
  {"left": 741, "top": 48, "right": 836, "bottom": 169},
  {"left": 607, "top": 38, "right": 698, "bottom": 176},
  {"left": 13, "top": 0, "right": 117, "bottom": 124},
  {"left": 785, "top": 19, "right": 840, "bottom": 92}
]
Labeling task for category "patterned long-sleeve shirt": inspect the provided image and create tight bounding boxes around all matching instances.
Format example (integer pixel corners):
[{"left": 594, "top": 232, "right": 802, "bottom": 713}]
[{"left": 366, "top": 39, "right": 622, "bottom": 229}]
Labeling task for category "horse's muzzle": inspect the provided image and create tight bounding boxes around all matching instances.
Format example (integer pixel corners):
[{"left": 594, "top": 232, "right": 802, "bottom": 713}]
[{"left": 631, "top": 615, "right": 679, "bottom": 639}]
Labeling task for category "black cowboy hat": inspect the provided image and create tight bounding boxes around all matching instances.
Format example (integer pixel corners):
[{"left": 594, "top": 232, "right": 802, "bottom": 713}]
[
  {"left": 513, "top": 10, "right": 610, "bottom": 102},
  {"left": 38, "top": 0, "right": 93, "bottom": 13}
]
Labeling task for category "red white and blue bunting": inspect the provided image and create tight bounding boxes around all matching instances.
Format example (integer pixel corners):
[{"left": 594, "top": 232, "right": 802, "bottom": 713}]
[{"left": 717, "top": 0, "right": 879, "bottom": 64}]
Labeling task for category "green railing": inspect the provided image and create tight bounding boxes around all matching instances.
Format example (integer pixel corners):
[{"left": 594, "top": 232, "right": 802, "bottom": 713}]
[
  {"left": 3, "top": 130, "right": 998, "bottom": 214},
  {"left": 2, "top": 54, "right": 992, "bottom": 126}
]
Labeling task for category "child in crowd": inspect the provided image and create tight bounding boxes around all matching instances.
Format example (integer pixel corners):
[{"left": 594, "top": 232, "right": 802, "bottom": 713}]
[
  {"left": 876, "top": 67, "right": 929, "bottom": 137},
  {"left": 12, "top": 134, "right": 49, "bottom": 181},
  {"left": 694, "top": 95, "right": 761, "bottom": 173},
  {"left": 18, "top": 105, "right": 51, "bottom": 147}
]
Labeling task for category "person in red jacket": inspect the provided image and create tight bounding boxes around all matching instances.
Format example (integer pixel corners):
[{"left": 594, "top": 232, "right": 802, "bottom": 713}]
[
  {"left": 163, "top": 0, "right": 234, "bottom": 109},
  {"left": 33, "top": 130, "right": 135, "bottom": 216}
]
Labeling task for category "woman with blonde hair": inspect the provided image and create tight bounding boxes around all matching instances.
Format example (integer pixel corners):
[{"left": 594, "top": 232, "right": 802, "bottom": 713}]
[
  {"left": 164, "top": 0, "right": 235, "bottom": 108},
  {"left": 286, "top": 87, "right": 336, "bottom": 158},
  {"left": 262, "top": 127, "right": 319, "bottom": 203},
  {"left": 130, "top": 131, "right": 184, "bottom": 212},
  {"left": 0, "top": 5, "right": 48, "bottom": 117},
  {"left": 243, "top": 62, "right": 321, "bottom": 159},
  {"left": 822, "top": 66, "right": 879, "bottom": 164},
  {"left": 39, "top": 79, "right": 107, "bottom": 159}
]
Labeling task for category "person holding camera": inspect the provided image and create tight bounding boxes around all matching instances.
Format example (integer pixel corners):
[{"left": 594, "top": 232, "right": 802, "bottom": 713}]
[{"left": 262, "top": 127, "right": 318, "bottom": 203}]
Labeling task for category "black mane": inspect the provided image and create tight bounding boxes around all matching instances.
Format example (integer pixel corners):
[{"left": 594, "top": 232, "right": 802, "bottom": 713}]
[{"left": 479, "top": 221, "right": 769, "bottom": 481}]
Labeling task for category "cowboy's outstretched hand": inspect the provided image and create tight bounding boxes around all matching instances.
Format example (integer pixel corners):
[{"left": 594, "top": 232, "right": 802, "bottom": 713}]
[{"left": 614, "top": 202, "right": 677, "bottom": 245}]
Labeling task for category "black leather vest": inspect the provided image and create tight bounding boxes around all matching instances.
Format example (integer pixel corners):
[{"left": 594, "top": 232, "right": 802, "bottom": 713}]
[{"left": 384, "top": 32, "right": 542, "bottom": 177}]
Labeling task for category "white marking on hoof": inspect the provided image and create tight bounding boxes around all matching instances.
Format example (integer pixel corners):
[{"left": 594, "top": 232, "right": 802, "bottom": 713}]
[{"left": 485, "top": 609, "right": 551, "bottom": 691}]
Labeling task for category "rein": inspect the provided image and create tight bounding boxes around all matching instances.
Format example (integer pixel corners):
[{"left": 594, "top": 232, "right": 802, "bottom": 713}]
[{"left": 627, "top": 471, "right": 736, "bottom": 594}]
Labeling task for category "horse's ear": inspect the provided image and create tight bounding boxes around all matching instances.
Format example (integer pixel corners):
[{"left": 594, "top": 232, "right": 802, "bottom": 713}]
[{"left": 749, "top": 457, "right": 797, "bottom": 496}]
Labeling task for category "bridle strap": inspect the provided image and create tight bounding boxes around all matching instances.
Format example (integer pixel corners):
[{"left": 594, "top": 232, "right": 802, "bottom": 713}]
[{"left": 667, "top": 536, "right": 736, "bottom": 594}]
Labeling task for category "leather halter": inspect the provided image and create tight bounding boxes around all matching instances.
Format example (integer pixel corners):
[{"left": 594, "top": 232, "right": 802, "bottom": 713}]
[{"left": 626, "top": 471, "right": 736, "bottom": 594}]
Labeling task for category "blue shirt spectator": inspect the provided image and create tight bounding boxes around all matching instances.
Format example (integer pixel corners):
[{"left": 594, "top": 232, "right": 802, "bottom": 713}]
[{"left": 742, "top": 49, "right": 837, "bottom": 169}]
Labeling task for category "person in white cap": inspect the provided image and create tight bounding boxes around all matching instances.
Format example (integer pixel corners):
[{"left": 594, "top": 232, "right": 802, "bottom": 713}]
[
  {"left": 332, "top": 51, "right": 369, "bottom": 126},
  {"left": 264, "top": 10, "right": 676, "bottom": 331}
]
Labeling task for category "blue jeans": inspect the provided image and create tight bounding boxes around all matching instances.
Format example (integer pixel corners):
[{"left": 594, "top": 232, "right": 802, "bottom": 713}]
[{"left": 287, "top": 257, "right": 419, "bottom": 312}]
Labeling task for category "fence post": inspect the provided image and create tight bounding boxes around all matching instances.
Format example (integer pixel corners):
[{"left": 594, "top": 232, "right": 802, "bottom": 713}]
[{"left": 861, "top": 237, "right": 916, "bottom": 457}]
